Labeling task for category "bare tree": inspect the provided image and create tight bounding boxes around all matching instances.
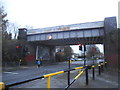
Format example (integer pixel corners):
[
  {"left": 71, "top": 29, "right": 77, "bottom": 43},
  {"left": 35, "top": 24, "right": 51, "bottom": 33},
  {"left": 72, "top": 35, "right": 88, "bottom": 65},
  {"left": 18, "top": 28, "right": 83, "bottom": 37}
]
[
  {"left": 55, "top": 46, "right": 73, "bottom": 62},
  {"left": 6, "top": 22, "right": 18, "bottom": 39},
  {"left": 86, "top": 45, "right": 100, "bottom": 59},
  {"left": 0, "top": 5, "right": 9, "bottom": 39},
  {"left": 64, "top": 45, "right": 73, "bottom": 59}
]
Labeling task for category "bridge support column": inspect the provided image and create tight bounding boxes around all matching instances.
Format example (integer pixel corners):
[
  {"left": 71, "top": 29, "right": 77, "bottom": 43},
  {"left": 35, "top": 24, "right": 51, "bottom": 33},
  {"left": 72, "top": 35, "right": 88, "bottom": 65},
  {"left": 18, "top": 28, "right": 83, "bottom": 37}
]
[
  {"left": 35, "top": 45, "right": 56, "bottom": 63},
  {"left": 104, "top": 17, "right": 118, "bottom": 68},
  {"left": 36, "top": 46, "right": 39, "bottom": 60},
  {"left": 49, "top": 46, "right": 56, "bottom": 63}
]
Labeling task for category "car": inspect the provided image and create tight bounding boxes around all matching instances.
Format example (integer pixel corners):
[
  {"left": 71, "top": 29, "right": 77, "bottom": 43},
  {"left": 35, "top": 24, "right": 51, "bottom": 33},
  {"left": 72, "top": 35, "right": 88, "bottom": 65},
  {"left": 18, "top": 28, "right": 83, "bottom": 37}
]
[
  {"left": 70, "top": 58, "right": 77, "bottom": 61},
  {"left": 76, "top": 58, "right": 84, "bottom": 61}
]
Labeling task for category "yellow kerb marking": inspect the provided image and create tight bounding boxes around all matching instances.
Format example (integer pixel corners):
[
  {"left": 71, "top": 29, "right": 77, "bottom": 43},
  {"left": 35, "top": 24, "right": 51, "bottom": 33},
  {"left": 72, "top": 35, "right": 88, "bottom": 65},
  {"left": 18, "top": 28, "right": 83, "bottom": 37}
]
[{"left": 44, "top": 71, "right": 64, "bottom": 78}]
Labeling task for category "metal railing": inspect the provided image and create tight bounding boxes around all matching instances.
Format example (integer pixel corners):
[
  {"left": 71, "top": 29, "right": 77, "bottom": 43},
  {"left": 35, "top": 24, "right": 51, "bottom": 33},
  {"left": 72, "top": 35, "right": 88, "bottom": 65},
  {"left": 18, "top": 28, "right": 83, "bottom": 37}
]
[{"left": 0, "top": 61, "right": 107, "bottom": 90}]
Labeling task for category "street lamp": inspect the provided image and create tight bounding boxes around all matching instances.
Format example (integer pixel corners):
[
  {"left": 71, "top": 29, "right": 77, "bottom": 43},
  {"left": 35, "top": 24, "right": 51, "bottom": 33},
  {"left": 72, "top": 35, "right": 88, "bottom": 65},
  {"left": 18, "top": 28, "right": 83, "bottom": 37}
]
[{"left": 48, "top": 36, "right": 52, "bottom": 40}]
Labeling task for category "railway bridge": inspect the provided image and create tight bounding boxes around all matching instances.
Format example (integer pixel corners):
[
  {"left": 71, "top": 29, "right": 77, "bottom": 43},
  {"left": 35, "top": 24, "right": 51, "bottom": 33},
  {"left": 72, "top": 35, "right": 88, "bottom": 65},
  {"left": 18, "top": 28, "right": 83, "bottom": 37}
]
[{"left": 18, "top": 17, "right": 117, "bottom": 63}]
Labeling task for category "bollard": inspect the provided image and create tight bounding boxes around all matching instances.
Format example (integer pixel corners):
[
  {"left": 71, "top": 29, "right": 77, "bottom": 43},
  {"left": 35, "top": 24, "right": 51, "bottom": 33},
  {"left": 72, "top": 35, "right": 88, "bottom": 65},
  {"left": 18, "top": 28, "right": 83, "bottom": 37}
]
[
  {"left": 92, "top": 65, "right": 95, "bottom": 80},
  {"left": 84, "top": 60, "right": 86, "bottom": 66},
  {"left": 70, "top": 60, "right": 71, "bottom": 63},
  {"left": 0, "top": 82, "right": 4, "bottom": 90},
  {"left": 85, "top": 66, "right": 88, "bottom": 85},
  {"left": 98, "top": 65, "right": 101, "bottom": 75}
]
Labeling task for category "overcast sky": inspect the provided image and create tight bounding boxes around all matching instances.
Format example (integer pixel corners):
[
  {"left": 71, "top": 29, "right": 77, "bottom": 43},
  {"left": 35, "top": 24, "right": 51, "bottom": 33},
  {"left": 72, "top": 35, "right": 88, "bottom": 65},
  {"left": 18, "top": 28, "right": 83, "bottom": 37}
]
[
  {"left": 2, "top": 0, "right": 119, "bottom": 53},
  {"left": 2, "top": 0, "right": 119, "bottom": 28}
]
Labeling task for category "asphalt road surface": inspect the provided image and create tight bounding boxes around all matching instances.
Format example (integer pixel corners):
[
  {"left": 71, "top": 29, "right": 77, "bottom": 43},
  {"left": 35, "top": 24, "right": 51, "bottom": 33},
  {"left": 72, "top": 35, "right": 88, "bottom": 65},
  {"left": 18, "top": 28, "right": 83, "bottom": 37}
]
[{"left": 3, "top": 59, "right": 111, "bottom": 88}]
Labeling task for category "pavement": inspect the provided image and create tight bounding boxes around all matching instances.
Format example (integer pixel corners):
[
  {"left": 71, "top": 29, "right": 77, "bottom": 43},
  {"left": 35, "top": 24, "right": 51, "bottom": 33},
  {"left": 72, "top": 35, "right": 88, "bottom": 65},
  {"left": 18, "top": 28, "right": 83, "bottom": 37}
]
[
  {"left": 2, "top": 60, "right": 119, "bottom": 89},
  {"left": 8, "top": 69, "right": 118, "bottom": 89}
]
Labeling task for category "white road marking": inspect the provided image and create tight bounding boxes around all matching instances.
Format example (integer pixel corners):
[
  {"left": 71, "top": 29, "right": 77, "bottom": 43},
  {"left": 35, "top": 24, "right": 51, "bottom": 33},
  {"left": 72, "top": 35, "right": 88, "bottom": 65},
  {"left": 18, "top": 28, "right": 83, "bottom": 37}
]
[{"left": 3, "top": 72, "right": 19, "bottom": 74}]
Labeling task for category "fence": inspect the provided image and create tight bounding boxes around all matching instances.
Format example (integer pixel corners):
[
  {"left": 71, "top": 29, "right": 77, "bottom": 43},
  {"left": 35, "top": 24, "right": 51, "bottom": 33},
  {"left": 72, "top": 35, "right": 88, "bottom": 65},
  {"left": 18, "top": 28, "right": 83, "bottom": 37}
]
[{"left": 0, "top": 61, "right": 107, "bottom": 90}]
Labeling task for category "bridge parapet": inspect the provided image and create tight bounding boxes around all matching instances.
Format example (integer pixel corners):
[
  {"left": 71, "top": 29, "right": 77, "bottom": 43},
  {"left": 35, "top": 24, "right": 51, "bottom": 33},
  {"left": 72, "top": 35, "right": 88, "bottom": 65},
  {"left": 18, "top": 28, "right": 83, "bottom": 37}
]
[{"left": 27, "top": 21, "right": 104, "bottom": 35}]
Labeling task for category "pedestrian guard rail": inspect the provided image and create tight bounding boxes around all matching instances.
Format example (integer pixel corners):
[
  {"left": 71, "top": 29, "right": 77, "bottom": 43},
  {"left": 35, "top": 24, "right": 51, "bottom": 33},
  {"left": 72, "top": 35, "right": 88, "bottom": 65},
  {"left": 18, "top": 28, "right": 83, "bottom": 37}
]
[{"left": 0, "top": 61, "right": 107, "bottom": 90}]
